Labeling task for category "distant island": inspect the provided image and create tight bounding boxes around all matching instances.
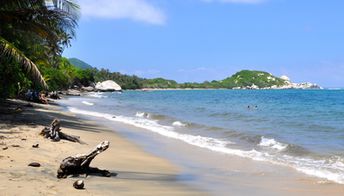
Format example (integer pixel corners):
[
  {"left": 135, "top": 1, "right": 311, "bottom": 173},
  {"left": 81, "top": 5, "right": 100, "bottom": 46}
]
[{"left": 67, "top": 58, "right": 321, "bottom": 91}]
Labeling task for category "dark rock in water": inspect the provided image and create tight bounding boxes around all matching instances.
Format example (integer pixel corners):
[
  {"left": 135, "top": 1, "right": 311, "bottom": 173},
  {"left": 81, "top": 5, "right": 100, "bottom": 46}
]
[
  {"left": 73, "top": 180, "right": 84, "bottom": 189},
  {"left": 28, "top": 162, "right": 41, "bottom": 167},
  {"left": 32, "top": 144, "right": 39, "bottom": 148}
]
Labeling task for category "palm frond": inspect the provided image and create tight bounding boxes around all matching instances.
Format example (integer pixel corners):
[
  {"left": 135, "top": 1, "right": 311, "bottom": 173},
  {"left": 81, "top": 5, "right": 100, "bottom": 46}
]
[{"left": 0, "top": 36, "right": 48, "bottom": 89}]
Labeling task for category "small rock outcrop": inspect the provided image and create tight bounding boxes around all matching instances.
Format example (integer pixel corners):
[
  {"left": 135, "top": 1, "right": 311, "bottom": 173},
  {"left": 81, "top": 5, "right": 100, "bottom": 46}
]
[
  {"left": 81, "top": 86, "right": 95, "bottom": 92},
  {"left": 95, "top": 80, "right": 122, "bottom": 92},
  {"left": 277, "top": 75, "right": 321, "bottom": 89}
]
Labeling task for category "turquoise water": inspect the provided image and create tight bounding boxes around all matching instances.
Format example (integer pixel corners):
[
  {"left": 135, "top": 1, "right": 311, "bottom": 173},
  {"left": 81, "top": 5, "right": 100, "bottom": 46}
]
[{"left": 64, "top": 89, "right": 344, "bottom": 184}]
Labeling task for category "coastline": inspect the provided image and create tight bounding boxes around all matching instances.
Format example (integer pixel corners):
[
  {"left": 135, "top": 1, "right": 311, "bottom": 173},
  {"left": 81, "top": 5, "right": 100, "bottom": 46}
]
[
  {"left": 2, "top": 96, "right": 344, "bottom": 195},
  {"left": 0, "top": 99, "right": 203, "bottom": 195},
  {"left": 61, "top": 92, "right": 344, "bottom": 195}
]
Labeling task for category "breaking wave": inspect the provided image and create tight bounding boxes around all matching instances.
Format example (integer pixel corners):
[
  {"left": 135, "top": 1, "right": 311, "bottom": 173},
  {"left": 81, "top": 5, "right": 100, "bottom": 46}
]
[
  {"left": 68, "top": 107, "right": 344, "bottom": 184},
  {"left": 258, "top": 137, "right": 288, "bottom": 151},
  {"left": 82, "top": 101, "right": 94, "bottom": 106}
]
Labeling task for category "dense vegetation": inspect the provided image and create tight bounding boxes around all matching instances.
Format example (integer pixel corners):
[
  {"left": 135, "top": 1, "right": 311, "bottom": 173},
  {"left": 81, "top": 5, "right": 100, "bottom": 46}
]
[
  {"left": 68, "top": 58, "right": 93, "bottom": 70},
  {"left": 218, "top": 70, "right": 286, "bottom": 88},
  {"left": 137, "top": 70, "right": 287, "bottom": 89},
  {"left": 0, "top": 0, "right": 79, "bottom": 98},
  {"left": 54, "top": 59, "right": 288, "bottom": 90}
]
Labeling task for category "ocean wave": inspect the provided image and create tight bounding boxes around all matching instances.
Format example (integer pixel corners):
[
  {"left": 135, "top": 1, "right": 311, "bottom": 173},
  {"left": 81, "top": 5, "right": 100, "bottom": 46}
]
[
  {"left": 82, "top": 101, "right": 94, "bottom": 106},
  {"left": 68, "top": 106, "right": 344, "bottom": 184},
  {"left": 135, "top": 112, "right": 150, "bottom": 118},
  {"left": 172, "top": 121, "right": 187, "bottom": 127},
  {"left": 258, "top": 137, "right": 288, "bottom": 151},
  {"left": 87, "top": 92, "right": 107, "bottom": 98}
]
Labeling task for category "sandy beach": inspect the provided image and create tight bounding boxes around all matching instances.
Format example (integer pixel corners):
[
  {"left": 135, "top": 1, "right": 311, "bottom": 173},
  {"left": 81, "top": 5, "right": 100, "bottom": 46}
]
[
  {"left": 0, "top": 99, "right": 203, "bottom": 195},
  {"left": 2, "top": 98, "right": 344, "bottom": 196}
]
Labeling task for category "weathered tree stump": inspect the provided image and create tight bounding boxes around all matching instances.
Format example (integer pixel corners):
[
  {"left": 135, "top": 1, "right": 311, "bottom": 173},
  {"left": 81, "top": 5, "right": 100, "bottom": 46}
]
[
  {"left": 57, "top": 141, "right": 112, "bottom": 178},
  {"left": 40, "top": 119, "right": 82, "bottom": 143}
]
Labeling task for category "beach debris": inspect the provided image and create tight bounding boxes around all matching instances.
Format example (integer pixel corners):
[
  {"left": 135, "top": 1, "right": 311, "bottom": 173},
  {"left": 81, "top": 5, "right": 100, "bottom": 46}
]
[
  {"left": 66, "top": 89, "right": 81, "bottom": 96},
  {"left": 49, "top": 91, "right": 61, "bottom": 99},
  {"left": 2, "top": 146, "right": 8, "bottom": 150},
  {"left": 73, "top": 180, "right": 85, "bottom": 189},
  {"left": 57, "top": 141, "right": 112, "bottom": 178},
  {"left": 11, "top": 144, "right": 20, "bottom": 147},
  {"left": 40, "top": 119, "right": 83, "bottom": 143},
  {"left": 15, "top": 107, "right": 23, "bottom": 113},
  {"left": 28, "top": 162, "right": 41, "bottom": 167},
  {"left": 21, "top": 138, "right": 27, "bottom": 141},
  {"left": 32, "top": 143, "right": 39, "bottom": 148}
]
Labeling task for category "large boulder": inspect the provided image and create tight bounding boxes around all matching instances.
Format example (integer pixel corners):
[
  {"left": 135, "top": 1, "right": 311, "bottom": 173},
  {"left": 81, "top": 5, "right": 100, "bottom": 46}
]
[{"left": 95, "top": 80, "right": 122, "bottom": 91}]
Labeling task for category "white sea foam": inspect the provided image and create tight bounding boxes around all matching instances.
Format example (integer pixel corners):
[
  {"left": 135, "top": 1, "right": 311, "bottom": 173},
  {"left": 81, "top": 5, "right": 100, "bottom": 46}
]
[
  {"left": 82, "top": 101, "right": 94, "bottom": 106},
  {"left": 172, "top": 121, "right": 187, "bottom": 127},
  {"left": 259, "top": 137, "right": 288, "bottom": 151},
  {"left": 135, "top": 112, "right": 149, "bottom": 118},
  {"left": 87, "top": 92, "right": 107, "bottom": 98},
  {"left": 68, "top": 106, "right": 344, "bottom": 184}
]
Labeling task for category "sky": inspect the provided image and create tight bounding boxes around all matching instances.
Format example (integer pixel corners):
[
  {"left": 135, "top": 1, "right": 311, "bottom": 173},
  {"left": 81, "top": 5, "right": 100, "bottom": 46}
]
[{"left": 63, "top": 0, "right": 344, "bottom": 87}]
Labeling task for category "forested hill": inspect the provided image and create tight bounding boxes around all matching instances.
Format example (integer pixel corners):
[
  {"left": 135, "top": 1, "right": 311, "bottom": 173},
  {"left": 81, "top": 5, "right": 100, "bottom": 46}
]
[
  {"left": 63, "top": 58, "right": 292, "bottom": 89},
  {"left": 53, "top": 58, "right": 318, "bottom": 90},
  {"left": 219, "top": 70, "right": 286, "bottom": 89},
  {"left": 68, "top": 58, "right": 93, "bottom": 70}
]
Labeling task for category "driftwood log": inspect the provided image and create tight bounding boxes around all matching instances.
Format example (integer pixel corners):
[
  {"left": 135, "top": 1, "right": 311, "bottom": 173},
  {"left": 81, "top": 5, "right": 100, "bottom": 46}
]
[
  {"left": 57, "top": 141, "right": 112, "bottom": 178},
  {"left": 40, "top": 119, "right": 82, "bottom": 143}
]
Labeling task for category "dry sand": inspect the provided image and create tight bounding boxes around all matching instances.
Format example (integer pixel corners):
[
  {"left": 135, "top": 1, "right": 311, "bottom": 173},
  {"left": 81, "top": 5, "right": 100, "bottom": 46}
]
[{"left": 0, "top": 99, "right": 203, "bottom": 195}]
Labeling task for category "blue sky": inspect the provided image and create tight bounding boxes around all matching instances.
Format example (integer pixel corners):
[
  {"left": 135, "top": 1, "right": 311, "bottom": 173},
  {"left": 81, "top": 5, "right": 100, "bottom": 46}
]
[{"left": 64, "top": 0, "right": 344, "bottom": 87}]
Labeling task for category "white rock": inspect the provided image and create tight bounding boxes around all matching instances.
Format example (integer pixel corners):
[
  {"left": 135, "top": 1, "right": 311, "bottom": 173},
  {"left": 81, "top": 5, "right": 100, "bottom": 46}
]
[
  {"left": 95, "top": 80, "right": 122, "bottom": 91},
  {"left": 280, "top": 75, "right": 290, "bottom": 81},
  {"left": 81, "top": 86, "right": 94, "bottom": 91}
]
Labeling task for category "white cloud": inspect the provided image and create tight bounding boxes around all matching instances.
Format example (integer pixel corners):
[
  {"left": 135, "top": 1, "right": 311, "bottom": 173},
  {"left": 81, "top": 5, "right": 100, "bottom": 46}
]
[
  {"left": 202, "top": 0, "right": 266, "bottom": 4},
  {"left": 79, "top": 0, "right": 166, "bottom": 25}
]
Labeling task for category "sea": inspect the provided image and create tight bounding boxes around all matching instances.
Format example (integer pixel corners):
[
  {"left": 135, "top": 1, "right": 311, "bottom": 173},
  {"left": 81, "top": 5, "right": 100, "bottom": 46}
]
[{"left": 59, "top": 89, "right": 344, "bottom": 189}]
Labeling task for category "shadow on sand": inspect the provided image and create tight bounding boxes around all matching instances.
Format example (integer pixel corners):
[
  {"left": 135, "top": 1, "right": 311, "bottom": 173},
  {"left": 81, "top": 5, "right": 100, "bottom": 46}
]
[{"left": 0, "top": 99, "right": 103, "bottom": 134}]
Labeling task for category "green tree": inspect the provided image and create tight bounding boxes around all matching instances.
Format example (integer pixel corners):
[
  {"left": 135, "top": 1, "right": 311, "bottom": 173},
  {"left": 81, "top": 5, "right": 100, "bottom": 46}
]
[{"left": 0, "top": 0, "right": 79, "bottom": 97}]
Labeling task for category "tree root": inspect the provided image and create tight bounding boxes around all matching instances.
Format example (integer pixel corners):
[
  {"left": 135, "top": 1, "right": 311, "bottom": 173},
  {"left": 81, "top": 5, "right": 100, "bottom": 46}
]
[
  {"left": 40, "top": 119, "right": 83, "bottom": 143},
  {"left": 57, "top": 141, "right": 112, "bottom": 178}
]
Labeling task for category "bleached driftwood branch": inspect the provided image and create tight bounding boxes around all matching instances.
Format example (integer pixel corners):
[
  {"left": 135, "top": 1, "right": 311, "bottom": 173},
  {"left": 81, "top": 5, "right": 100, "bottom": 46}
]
[
  {"left": 40, "top": 119, "right": 82, "bottom": 143},
  {"left": 57, "top": 141, "right": 112, "bottom": 178}
]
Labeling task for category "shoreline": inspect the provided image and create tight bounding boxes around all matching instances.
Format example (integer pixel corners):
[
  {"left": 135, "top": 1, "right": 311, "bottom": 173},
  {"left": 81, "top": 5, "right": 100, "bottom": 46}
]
[
  {"left": 61, "top": 93, "right": 344, "bottom": 195},
  {"left": 2, "top": 96, "right": 344, "bottom": 195},
  {"left": 0, "top": 99, "right": 203, "bottom": 195}
]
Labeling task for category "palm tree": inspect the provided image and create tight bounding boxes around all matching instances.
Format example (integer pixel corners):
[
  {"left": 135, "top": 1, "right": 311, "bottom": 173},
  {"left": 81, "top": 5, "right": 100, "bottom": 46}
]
[{"left": 0, "top": 0, "right": 79, "bottom": 91}]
